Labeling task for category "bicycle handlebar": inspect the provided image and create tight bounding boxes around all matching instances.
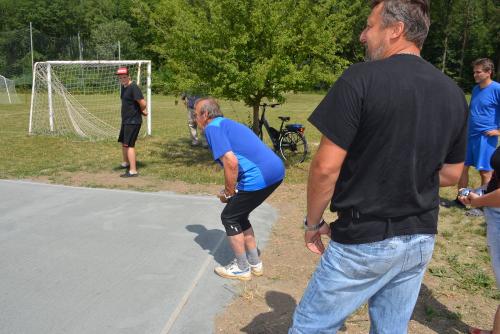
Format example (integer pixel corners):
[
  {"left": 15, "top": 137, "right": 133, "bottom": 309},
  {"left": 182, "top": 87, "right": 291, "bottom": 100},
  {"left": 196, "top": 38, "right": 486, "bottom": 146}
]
[{"left": 260, "top": 103, "right": 280, "bottom": 108}]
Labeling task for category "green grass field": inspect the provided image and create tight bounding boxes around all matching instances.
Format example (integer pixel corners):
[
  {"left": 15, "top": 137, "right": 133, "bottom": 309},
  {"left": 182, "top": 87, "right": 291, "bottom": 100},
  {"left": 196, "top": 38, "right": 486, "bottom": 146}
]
[{"left": 0, "top": 93, "right": 325, "bottom": 183}]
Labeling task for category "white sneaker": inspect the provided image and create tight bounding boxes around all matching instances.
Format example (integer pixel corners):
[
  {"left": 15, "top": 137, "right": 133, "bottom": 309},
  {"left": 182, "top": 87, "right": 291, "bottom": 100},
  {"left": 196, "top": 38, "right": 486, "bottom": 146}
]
[
  {"left": 250, "top": 262, "right": 263, "bottom": 276},
  {"left": 214, "top": 260, "right": 251, "bottom": 281}
]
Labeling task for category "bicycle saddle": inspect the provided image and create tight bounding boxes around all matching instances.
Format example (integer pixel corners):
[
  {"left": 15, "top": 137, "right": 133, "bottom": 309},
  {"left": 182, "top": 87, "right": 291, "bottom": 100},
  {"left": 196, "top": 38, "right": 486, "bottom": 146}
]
[{"left": 278, "top": 116, "right": 290, "bottom": 121}]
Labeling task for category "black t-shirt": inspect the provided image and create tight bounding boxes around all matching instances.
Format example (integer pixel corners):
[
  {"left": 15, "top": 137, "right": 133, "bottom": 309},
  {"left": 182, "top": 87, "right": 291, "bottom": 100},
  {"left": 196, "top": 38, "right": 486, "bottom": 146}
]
[
  {"left": 309, "top": 54, "right": 468, "bottom": 244},
  {"left": 486, "top": 147, "right": 500, "bottom": 193},
  {"left": 120, "top": 82, "right": 144, "bottom": 124}
]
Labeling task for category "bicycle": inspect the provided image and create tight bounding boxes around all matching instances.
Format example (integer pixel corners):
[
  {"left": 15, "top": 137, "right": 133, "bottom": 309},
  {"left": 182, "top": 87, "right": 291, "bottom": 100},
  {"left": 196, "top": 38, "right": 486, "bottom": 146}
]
[{"left": 256, "top": 103, "right": 308, "bottom": 164}]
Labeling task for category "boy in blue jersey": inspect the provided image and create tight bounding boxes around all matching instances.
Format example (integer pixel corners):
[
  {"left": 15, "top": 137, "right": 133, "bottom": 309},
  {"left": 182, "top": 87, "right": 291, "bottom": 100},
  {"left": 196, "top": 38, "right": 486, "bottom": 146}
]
[
  {"left": 194, "top": 97, "right": 285, "bottom": 280},
  {"left": 457, "top": 58, "right": 500, "bottom": 216}
]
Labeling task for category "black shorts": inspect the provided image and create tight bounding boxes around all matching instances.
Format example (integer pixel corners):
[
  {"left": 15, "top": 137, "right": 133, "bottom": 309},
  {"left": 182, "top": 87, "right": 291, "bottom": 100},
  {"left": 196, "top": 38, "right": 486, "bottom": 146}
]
[
  {"left": 221, "top": 180, "right": 282, "bottom": 236},
  {"left": 118, "top": 124, "right": 141, "bottom": 147}
]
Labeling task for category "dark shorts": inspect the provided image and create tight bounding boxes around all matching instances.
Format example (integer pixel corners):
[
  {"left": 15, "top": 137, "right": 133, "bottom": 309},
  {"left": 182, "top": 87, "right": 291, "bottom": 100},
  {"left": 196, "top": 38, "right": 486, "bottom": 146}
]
[
  {"left": 118, "top": 124, "right": 141, "bottom": 147},
  {"left": 221, "top": 180, "right": 282, "bottom": 236}
]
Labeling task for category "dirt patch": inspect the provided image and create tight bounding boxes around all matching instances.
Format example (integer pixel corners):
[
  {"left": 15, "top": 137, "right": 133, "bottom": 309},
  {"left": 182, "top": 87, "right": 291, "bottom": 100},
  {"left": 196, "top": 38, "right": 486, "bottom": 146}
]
[{"left": 20, "top": 174, "right": 497, "bottom": 333}]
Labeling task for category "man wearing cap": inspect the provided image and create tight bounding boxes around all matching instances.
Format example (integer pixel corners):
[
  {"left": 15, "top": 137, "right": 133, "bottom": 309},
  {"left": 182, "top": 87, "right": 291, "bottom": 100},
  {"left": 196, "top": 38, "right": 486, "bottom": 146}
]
[{"left": 116, "top": 67, "right": 147, "bottom": 177}]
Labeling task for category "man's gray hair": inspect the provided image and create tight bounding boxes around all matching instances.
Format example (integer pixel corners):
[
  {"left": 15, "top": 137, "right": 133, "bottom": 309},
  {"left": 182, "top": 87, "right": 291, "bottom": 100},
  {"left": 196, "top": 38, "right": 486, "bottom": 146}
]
[
  {"left": 371, "top": 0, "right": 430, "bottom": 49},
  {"left": 196, "top": 98, "right": 224, "bottom": 119},
  {"left": 472, "top": 58, "right": 495, "bottom": 78}
]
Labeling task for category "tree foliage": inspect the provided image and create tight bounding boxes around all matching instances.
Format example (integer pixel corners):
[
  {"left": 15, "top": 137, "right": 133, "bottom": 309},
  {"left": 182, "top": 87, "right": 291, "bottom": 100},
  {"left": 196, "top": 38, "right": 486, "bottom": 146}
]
[
  {"left": 423, "top": 0, "right": 499, "bottom": 89},
  {"left": 136, "top": 0, "right": 362, "bottom": 131},
  {"left": 0, "top": 0, "right": 498, "bottom": 102}
]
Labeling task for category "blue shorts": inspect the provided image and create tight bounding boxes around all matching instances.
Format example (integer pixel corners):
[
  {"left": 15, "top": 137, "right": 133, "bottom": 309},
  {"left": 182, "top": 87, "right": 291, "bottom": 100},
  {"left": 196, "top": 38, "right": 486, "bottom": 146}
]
[{"left": 464, "top": 134, "right": 497, "bottom": 171}]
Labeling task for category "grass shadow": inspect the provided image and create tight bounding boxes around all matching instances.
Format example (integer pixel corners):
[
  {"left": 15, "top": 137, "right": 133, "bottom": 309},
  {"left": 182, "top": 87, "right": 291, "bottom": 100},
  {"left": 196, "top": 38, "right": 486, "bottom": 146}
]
[
  {"left": 412, "top": 284, "right": 470, "bottom": 333},
  {"left": 152, "top": 138, "right": 214, "bottom": 167}
]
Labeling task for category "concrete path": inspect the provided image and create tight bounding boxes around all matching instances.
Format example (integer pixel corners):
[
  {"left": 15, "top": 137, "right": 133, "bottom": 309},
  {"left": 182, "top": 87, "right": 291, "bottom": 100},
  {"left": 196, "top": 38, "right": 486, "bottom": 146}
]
[{"left": 0, "top": 180, "right": 278, "bottom": 334}]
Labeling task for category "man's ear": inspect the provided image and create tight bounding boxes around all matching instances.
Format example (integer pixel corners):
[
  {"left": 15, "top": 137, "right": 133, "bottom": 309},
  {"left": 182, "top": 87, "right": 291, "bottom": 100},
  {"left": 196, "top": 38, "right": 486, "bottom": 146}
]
[{"left": 390, "top": 21, "right": 405, "bottom": 39}]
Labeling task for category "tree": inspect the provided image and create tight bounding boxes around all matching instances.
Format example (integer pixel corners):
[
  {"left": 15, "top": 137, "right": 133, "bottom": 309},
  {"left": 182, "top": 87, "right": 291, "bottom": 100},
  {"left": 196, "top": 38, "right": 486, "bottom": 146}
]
[
  {"left": 137, "top": 0, "right": 355, "bottom": 132},
  {"left": 90, "top": 20, "right": 138, "bottom": 60},
  {"left": 424, "top": 0, "right": 499, "bottom": 90}
]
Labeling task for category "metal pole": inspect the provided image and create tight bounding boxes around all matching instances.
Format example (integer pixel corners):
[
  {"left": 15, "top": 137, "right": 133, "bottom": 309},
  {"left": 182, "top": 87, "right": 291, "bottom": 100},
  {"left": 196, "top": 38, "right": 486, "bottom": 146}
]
[
  {"left": 78, "top": 32, "right": 83, "bottom": 60},
  {"left": 29, "top": 63, "right": 38, "bottom": 134},
  {"left": 137, "top": 62, "right": 141, "bottom": 84},
  {"left": 118, "top": 41, "right": 121, "bottom": 60},
  {"left": 3, "top": 76, "right": 11, "bottom": 104},
  {"left": 30, "top": 22, "right": 34, "bottom": 70},
  {"left": 47, "top": 63, "right": 54, "bottom": 132}
]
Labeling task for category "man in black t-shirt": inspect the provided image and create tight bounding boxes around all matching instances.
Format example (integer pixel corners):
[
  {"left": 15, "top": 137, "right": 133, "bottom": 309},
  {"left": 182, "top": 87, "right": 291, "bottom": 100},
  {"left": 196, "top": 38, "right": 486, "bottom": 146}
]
[
  {"left": 290, "top": 1, "right": 468, "bottom": 333},
  {"left": 116, "top": 67, "right": 147, "bottom": 177}
]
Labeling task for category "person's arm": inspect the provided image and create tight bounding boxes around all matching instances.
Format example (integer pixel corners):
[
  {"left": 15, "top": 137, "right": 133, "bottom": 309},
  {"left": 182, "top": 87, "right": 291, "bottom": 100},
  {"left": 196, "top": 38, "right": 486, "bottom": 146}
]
[
  {"left": 137, "top": 99, "right": 147, "bottom": 116},
  {"left": 439, "top": 162, "right": 464, "bottom": 187},
  {"left": 305, "top": 136, "right": 347, "bottom": 254},
  {"left": 218, "top": 151, "right": 239, "bottom": 203},
  {"left": 460, "top": 189, "right": 500, "bottom": 208},
  {"left": 484, "top": 129, "right": 500, "bottom": 136}
]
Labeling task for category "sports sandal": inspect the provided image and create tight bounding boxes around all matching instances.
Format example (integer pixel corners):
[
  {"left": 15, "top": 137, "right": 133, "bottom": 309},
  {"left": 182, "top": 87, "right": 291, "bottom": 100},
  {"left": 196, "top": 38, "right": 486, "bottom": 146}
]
[{"left": 465, "top": 208, "right": 483, "bottom": 217}]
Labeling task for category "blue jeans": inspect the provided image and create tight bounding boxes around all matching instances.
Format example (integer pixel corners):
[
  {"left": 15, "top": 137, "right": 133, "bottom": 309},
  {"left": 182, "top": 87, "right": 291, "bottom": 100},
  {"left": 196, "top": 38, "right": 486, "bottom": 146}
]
[
  {"left": 483, "top": 207, "right": 500, "bottom": 289},
  {"left": 289, "top": 234, "right": 435, "bottom": 334}
]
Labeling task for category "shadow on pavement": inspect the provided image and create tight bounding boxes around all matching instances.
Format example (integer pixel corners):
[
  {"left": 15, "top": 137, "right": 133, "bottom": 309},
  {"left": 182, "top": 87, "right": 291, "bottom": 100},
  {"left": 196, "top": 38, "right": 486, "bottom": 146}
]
[
  {"left": 186, "top": 224, "right": 233, "bottom": 266},
  {"left": 241, "top": 291, "right": 296, "bottom": 334},
  {"left": 412, "top": 284, "right": 470, "bottom": 333}
]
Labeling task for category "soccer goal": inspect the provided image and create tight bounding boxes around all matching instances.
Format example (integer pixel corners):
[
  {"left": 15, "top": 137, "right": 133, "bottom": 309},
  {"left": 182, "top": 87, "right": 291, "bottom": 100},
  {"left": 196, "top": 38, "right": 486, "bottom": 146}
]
[
  {"left": 0, "top": 74, "right": 20, "bottom": 104},
  {"left": 29, "top": 60, "right": 151, "bottom": 140}
]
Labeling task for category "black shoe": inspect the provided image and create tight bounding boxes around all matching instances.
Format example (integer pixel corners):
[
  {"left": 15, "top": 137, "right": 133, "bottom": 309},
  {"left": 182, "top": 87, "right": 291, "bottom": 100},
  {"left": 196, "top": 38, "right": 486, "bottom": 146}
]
[{"left": 120, "top": 171, "right": 138, "bottom": 178}]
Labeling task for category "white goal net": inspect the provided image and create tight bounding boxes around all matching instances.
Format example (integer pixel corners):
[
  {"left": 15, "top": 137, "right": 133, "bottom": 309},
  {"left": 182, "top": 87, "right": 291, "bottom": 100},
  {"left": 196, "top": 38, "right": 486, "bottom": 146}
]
[
  {"left": 29, "top": 60, "right": 151, "bottom": 140},
  {"left": 0, "top": 74, "right": 20, "bottom": 104}
]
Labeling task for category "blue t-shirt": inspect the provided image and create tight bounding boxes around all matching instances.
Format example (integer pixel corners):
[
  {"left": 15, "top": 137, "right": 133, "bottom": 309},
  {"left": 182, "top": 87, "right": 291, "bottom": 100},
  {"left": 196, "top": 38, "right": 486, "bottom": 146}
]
[
  {"left": 204, "top": 117, "right": 285, "bottom": 191},
  {"left": 468, "top": 81, "right": 500, "bottom": 137}
]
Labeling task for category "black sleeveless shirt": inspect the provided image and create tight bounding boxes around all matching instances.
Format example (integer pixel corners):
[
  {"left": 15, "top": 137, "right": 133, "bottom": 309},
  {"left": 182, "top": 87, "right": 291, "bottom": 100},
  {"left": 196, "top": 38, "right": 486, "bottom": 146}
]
[{"left": 486, "top": 147, "right": 500, "bottom": 193}]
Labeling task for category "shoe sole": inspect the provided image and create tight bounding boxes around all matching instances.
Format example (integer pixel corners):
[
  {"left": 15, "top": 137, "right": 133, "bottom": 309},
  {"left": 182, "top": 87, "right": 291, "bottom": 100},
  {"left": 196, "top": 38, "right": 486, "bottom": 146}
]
[
  {"left": 251, "top": 268, "right": 263, "bottom": 276},
  {"left": 214, "top": 269, "right": 251, "bottom": 281}
]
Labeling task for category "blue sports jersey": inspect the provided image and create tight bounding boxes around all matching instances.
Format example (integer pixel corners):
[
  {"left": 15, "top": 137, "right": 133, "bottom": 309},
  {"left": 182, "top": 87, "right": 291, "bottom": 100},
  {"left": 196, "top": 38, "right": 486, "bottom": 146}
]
[
  {"left": 204, "top": 117, "right": 285, "bottom": 191},
  {"left": 468, "top": 81, "right": 500, "bottom": 137}
]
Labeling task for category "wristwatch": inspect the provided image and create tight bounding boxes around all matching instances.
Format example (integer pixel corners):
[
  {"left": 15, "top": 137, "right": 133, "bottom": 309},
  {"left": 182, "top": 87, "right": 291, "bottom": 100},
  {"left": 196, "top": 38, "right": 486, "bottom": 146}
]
[{"left": 303, "top": 217, "right": 325, "bottom": 231}]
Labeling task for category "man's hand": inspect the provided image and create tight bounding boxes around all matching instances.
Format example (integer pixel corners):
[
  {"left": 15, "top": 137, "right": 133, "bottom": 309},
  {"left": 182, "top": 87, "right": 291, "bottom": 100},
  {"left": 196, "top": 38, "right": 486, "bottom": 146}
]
[
  {"left": 217, "top": 189, "right": 229, "bottom": 203},
  {"left": 458, "top": 191, "right": 480, "bottom": 206},
  {"left": 141, "top": 110, "right": 148, "bottom": 116},
  {"left": 305, "top": 222, "right": 331, "bottom": 255},
  {"left": 217, "top": 192, "right": 228, "bottom": 203},
  {"left": 484, "top": 129, "right": 500, "bottom": 136}
]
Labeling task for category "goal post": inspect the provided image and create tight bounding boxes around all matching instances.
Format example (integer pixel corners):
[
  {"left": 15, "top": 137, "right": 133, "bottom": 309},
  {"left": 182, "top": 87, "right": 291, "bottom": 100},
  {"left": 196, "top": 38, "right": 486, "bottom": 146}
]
[
  {"left": 0, "top": 74, "right": 20, "bottom": 104},
  {"left": 29, "top": 60, "right": 152, "bottom": 139}
]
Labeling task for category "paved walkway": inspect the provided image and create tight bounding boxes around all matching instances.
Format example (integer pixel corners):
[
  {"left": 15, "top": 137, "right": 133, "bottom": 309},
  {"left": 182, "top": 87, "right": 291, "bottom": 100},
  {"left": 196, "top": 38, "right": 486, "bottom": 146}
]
[{"left": 0, "top": 180, "right": 278, "bottom": 334}]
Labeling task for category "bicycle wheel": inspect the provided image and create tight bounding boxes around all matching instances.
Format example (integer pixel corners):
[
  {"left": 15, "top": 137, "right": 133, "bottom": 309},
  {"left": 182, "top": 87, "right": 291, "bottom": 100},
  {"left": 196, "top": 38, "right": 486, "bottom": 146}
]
[{"left": 278, "top": 131, "right": 308, "bottom": 164}]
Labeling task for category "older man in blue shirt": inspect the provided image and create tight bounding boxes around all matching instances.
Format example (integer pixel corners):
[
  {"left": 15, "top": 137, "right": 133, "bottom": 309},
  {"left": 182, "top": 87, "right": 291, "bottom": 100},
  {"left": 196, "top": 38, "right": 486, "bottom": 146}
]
[{"left": 194, "top": 97, "right": 285, "bottom": 280}]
